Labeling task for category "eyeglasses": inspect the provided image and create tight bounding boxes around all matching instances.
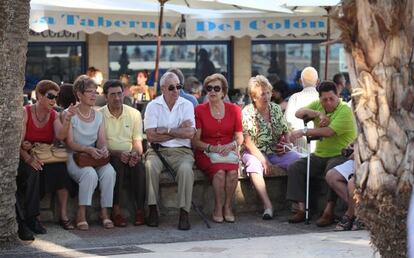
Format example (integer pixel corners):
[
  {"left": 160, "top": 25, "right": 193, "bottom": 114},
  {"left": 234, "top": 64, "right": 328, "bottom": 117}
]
[
  {"left": 206, "top": 85, "right": 222, "bottom": 92},
  {"left": 84, "top": 89, "right": 98, "bottom": 95},
  {"left": 46, "top": 93, "right": 58, "bottom": 100},
  {"left": 168, "top": 84, "right": 183, "bottom": 91}
]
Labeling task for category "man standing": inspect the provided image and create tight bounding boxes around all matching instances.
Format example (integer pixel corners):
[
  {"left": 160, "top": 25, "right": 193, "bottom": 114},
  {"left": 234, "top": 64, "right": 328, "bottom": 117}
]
[
  {"left": 100, "top": 80, "right": 146, "bottom": 227},
  {"left": 284, "top": 66, "right": 319, "bottom": 152},
  {"left": 332, "top": 73, "right": 346, "bottom": 97},
  {"left": 287, "top": 81, "right": 357, "bottom": 224},
  {"left": 167, "top": 68, "right": 198, "bottom": 107},
  {"left": 144, "top": 72, "right": 196, "bottom": 230}
]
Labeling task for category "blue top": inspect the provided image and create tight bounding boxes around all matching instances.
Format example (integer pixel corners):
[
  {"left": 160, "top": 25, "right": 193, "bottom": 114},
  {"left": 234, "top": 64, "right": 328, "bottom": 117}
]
[{"left": 180, "top": 90, "right": 198, "bottom": 107}]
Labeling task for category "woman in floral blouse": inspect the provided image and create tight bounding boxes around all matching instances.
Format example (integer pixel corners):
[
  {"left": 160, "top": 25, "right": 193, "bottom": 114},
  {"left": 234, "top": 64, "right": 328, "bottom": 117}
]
[{"left": 242, "top": 75, "right": 300, "bottom": 220}]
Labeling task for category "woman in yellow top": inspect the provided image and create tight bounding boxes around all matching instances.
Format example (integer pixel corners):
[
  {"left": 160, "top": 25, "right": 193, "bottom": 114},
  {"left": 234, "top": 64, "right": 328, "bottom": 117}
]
[{"left": 130, "top": 70, "right": 152, "bottom": 101}]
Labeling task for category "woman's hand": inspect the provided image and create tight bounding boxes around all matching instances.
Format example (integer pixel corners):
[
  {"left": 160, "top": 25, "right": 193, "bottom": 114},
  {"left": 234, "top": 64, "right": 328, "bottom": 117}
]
[
  {"left": 87, "top": 147, "right": 102, "bottom": 159},
  {"left": 21, "top": 141, "right": 32, "bottom": 151},
  {"left": 275, "top": 135, "right": 288, "bottom": 156},
  {"left": 27, "top": 156, "right": 43, "bottom": 171},
  {"left": 63, "top": 103, "right": 77, "bottom": 122},
  {"left": 261, "top": 158, "right": 272, "bottom": 176},
  {"left": 99, "top": 147, "right": 109, "bottom": 158}
]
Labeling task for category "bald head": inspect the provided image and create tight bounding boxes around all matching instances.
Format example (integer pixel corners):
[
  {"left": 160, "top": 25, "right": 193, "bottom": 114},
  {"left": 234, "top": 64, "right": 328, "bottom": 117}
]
[{"left": 301, "top": 67, "right": 319, "bottom": 88}]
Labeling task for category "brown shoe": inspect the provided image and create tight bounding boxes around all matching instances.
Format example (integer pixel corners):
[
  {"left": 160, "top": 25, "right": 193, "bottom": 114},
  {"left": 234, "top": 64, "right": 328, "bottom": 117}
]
[
  {"left": 146, "top": 205, "right": 159, "bottom": 227},
  {"left": 112, "top": 214, "right": 127, "bottom": 227},
  {"left": 288, "top": 210, "right": 305, "bottom": 223},
  {"left": 316, "top": 213, "right": 334, "bottom": 227},
  {"left": 178, "top": 209, "right": 190, "bottom": 230},
  {"left": 134, "top": 209, "right": 145, "bottom": 226}
]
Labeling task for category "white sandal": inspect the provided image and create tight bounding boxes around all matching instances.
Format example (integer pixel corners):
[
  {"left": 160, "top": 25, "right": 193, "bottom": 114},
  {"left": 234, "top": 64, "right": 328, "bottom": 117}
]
[{"left": 263, "top": 208, "right": 274, "bottom": 220}]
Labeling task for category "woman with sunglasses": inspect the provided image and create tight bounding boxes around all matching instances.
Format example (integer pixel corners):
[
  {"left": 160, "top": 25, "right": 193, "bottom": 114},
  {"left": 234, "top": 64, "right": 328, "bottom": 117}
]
[
  {"left": 241, "top": 75, "right": 300, "bottom": 220},
  {"left": 193, "top": 73, "right": 243, "bottom": 223},
  {"left": 18, "top": 80, "right": 76, "bottom": 239},
  {"left": 66, "top": 75, "right": 116, "bottom": 230}
]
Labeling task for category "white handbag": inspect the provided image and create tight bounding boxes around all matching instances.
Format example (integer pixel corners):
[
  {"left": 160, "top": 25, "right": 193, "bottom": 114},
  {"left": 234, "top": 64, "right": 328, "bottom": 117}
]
[{"left": 204, "top": 151, "right": 239, "bottom": 164}]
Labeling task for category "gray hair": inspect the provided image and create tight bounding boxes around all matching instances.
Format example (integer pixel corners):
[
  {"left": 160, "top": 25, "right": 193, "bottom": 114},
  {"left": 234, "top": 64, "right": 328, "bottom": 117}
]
[
  {"left": 301, "top": 67, "right": 318, "bottom": 88},
  {"left": 160, "top": 72, "right": 179, "bottom": 87}
]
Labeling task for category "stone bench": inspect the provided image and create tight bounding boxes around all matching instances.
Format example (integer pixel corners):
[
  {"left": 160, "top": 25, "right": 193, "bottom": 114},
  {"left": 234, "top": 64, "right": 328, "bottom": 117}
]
[{"left": 39, "top": 165, "right": 289, "bottom": 222}]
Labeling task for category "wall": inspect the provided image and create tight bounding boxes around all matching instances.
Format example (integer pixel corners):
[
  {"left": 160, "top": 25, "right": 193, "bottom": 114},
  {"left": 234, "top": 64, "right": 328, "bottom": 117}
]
[
  {"left": 232, "top": 36, "right": 251, "bottom": 89},
  {"left": 87, "top": 32, "right": 109, "bottom": 80}
]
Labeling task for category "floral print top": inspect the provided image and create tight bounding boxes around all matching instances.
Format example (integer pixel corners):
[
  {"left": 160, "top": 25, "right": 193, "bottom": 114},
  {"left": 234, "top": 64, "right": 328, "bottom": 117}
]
[{"left": 242, "top": 102, "right": 288, "bottom": 154}]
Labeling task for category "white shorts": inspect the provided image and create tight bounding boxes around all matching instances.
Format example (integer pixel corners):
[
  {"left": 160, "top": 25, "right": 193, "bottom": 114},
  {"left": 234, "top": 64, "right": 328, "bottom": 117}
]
[{"left": 334, "top": 160, "right": 355, "bottom": 182}]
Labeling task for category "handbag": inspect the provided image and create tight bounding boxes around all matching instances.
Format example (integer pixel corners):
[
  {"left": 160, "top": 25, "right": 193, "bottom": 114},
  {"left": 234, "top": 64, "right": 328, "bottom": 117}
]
[
  {"left": 30, "top": 143, "right": 68, "bottom": 164},
  {"left": 204, "top": 151, "right": 239, "bottom": 164},
  {"left": 73, "top": 152, "right": 110, "bottom": 168}
]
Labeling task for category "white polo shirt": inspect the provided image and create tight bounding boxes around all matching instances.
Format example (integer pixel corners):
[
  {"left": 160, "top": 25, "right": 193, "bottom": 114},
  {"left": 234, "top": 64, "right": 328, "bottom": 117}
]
[{"left": 144, "top": 95, "right": 195, "bottom": 148}]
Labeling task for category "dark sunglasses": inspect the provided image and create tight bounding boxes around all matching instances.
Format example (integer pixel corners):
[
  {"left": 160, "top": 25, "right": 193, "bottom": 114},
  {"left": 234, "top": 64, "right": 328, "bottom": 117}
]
[
  {"left": 206, "top": 85, "right": 222, "bottom": 92},
  {"left": 168, "top": 84, "right": 183, "bottom": 91},
  {"left": 46, "top": 93, "right": 58, "bottom": 100}
]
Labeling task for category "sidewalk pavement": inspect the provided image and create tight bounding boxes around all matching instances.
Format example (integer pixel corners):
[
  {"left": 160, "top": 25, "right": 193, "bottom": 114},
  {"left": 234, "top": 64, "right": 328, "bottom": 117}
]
[{"left": 0, "top": 211, "right": 378, "bottom": 258}]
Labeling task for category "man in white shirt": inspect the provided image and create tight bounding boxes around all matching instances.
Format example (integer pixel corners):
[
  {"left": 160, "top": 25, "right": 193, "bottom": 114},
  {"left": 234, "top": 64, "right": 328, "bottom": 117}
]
[
  {"left": 144, "top": 72, "right": 196, "bottom": 230},
  {"left": 284, "top": 66, "right": 320, "bottom": 152}
]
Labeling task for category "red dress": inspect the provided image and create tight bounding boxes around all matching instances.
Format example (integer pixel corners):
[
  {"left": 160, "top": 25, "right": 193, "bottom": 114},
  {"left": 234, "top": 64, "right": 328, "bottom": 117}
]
[{"left": 195, "top": 102, "right": 243, "bottom": 180}]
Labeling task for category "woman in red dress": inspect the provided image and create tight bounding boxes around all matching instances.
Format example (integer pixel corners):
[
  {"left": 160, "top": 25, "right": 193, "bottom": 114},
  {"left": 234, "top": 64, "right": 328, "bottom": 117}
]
[{"left": 193, "top": 73, "right": 243, "bottom": 223}]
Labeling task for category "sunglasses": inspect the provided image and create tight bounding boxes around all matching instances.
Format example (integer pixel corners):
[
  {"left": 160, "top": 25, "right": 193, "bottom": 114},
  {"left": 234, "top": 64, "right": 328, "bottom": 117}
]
[
  {"left": 168, "top": 84, "right": 183, "bottom": 91},
  {"left": 46, "top": 93, "right": 58, "bottom": 100},
  {"left": 206, "top": 85, "right": 222, "bottom": 92}
]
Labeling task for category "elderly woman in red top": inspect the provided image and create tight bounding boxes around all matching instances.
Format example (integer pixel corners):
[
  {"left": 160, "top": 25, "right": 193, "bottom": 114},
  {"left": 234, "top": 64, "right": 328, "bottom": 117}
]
[
  {"left": 18, "top": 80, "right": 75, "bottom": 240},
  {"left": 193, "top": 73, "right": 243, "bottom": 223}
]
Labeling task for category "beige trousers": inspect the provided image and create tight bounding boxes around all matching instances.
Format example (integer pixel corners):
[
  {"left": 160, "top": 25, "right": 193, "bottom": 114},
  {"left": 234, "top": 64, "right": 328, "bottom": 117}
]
[{"left": 145, "top": 147, "right": 194, "bottom": 212}]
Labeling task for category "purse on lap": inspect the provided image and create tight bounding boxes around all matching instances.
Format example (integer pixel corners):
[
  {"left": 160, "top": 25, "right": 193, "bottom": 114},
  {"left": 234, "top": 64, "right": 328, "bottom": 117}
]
[
  {"left": 30, "top": 143, "right": 68, "bottom": 164},
  {"left": 204, "top": 151, "right": 239, "bottom": 164},
  {"left": 73, "top": 152, "right": 110, "bottom": 168}
]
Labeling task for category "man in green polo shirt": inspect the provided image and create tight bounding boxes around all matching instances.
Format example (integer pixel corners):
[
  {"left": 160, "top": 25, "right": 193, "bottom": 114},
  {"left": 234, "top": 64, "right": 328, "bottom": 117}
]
[
  {"left": 287, "top": 81, "right": 357, "bottom": 225},
  {"left": 99, "top": 80, "right": 146, "bottom": 227}
]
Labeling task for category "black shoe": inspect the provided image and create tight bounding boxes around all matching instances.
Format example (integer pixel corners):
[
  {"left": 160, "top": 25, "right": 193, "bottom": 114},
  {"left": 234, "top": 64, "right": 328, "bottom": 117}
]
[
  {"left": 18, "top": 223, "right": 34, "bottom": 241},
  {"left": 146, "top": 205, "right": 159, "bottom": 227},
  {"left": 27, "top": 218, "right": 47, "bottom": 234},
  {"left": 178, "top": 209, "right": 190, "bottom": 231}
]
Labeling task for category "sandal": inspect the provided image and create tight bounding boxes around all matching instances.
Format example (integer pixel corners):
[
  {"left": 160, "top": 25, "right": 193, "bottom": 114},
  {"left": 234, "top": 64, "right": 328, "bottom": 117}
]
[
  {"left": 59, "top": 219, "right": 75, "bottom": 230},
  {"left": 76, "top": 221, "right": 89, "bottom": 231},
  {"left": 102, "top": 218, "right": 114, "bottom": 229},
  {"left": 352, "top": 218, "right": 366, "bottom": 231},
  {"left": 262, "top": 208, "right": 274, "bottom": 220},
  {"left": 335, "top": 215, "right": 354, "bottom": 231}
]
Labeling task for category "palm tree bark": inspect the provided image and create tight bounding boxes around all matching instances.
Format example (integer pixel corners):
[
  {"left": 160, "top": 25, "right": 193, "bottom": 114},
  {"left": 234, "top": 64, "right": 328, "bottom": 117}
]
[
  {"left": 0, "top": 0, "right": 30, "bottom": 243},
  {"left": 333, "top": 1, "right": 414, "bottom": 257}
]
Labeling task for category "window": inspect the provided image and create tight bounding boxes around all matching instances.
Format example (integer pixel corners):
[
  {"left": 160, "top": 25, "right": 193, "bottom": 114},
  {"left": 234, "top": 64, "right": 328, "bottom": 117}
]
[
  {"left": 25, "top": 43, "right": 86, "bottom": 91},
  {"left": 109, "top": 41, "right": 231, "bottom": 86},
  {"left": 252, "top": 41, "right": 346, "bottom": 86}
]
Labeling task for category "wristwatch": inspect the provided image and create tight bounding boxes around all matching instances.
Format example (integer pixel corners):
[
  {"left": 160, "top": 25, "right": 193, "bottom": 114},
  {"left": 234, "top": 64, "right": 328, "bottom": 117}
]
[{"left": 302, "top": 127, "right": 308, "bottom": 136}]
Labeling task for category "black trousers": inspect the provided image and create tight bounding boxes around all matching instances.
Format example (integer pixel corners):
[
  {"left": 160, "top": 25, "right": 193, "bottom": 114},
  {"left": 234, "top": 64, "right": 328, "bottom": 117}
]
[
  {"left": 16, "top": 160, "right": 41, "bottom": 219},
  {"left": 16, "top": 159, "right": 72, "bottom": 220},
  {"left": 111, "top": 156, "right": 146, "bottom": 210},
  {"left": 286, "top": 155, "right": 347, "bottom": 203}
]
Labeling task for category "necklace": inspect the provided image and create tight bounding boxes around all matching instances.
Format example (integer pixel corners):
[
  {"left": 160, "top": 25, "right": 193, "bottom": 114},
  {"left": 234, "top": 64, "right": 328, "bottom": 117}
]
[
  {"left": 210, "top": 103, "right": 224, "bottom": 116},
  {"left": 77, "top": 107, "right": 92, "bottom": 120},
  {"left": 33, "top": 104, "right": 48, "bottom": 123}
]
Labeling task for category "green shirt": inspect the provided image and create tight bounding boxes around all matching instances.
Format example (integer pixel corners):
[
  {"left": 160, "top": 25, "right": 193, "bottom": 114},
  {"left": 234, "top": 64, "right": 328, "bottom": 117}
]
[{"left": 307, "top": 100, "right": 357, "bottom": 157}]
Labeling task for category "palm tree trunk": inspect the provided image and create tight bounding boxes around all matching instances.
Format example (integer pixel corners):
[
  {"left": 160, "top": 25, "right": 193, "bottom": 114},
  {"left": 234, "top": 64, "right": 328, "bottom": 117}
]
[
  {"left": 333, "top": 1, "right": 414, "bottom": 257},
  {"left": 0, "top": 0, "right": 30, "bottom": 243}
]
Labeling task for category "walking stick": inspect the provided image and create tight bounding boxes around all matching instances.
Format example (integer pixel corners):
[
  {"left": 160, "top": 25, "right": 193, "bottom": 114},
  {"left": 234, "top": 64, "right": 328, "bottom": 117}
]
[
  {"left": 302, "top": 116, "right": 321, "bottom": 225},
  {"left": 151, "top": 143, "right": 211, "bottom": 228}
]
